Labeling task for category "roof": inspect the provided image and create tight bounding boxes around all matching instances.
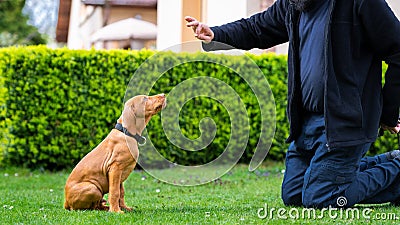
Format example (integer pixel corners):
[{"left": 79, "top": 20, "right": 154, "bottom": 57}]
[
  {"left": 82, "top": 0, "right": 157, "bottom": 8},
  {"left": 90, "top": 18, "right": 157, "bottom": 42}
]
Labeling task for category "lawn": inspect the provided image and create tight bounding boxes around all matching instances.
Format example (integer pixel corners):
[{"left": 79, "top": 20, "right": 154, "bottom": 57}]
[{"left": 1, "top": 162, "right": 400, "bottom": 225}]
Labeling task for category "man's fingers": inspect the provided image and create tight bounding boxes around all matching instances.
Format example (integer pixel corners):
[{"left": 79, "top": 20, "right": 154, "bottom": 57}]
[
  {"left": 185, "top": 16, "right": 213, "bottom": 42},
  {"left": 197, "top": 34, "right": 212, "bottom": 43},
  {"left": 382, "top": 126, "right": 400, "bottom": 134},
  {"left": 186, "top": 21, "right": 199, "bottom": 28},
  {"left": 185, "top": 16, "right": 198, "bottom": 28},
  {"left": 393, "top": 122, "right": 400, "bottom": 134},
  {"left": 195, "top": 23, "right": 204, "bottom": 35},
  {"left": 196, "top": 23, "right": 212, "bottom": 36},
  {"left": 185, "top": 16, "right": 196, "bottom": 22},
  {"left": 395, "top": 126, "right": 400, "bottom": 134}
]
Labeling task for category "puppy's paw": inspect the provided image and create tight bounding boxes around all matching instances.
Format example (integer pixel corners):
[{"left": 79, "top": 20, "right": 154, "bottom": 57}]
[
  {"left": 109, "top": 207, "right": 124, "bottom": 213},
  {"left": 109, "top": 209, "right": 124, "bottom": 214},
  {"left": 121, "top": 206, "right": 133, "bottom": 212}
]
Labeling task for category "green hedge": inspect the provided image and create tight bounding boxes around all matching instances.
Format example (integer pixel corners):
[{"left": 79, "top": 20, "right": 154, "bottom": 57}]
[
  {"left": 0, "top": 47, "right": 152, "bottom": 169},
  {"left": 0, "top": 46, "right": 396, "bottom": 170}
]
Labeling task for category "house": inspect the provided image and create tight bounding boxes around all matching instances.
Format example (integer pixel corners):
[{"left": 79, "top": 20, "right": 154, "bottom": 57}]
[
  {"left": 56, "top": 0, "right": 276, "bottom": 51},
  {"left": 56, "top": 0, "right": 400, "bottom": 53},
  {"left": 57, "top": 0, "right": 157, "bottom": 49}
]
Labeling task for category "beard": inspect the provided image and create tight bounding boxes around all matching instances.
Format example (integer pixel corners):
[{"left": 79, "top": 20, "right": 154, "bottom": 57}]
[{"left": 290, "top": 0, "right": 319, "bottom": 11}]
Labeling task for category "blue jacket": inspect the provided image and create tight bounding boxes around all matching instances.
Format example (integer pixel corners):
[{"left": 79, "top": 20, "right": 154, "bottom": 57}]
[{"left": 205, "top": 0, "right": 400, "bottom": 148}]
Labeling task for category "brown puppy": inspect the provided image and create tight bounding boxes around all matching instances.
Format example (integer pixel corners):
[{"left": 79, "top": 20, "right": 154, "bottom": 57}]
[{"left": 64, "top": 94, "right": 166, "bottom": 213}]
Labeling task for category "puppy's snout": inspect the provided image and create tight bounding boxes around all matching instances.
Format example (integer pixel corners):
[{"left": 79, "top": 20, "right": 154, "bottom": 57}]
[{"left": 159, "top": 93, "right": 167, "bottom": 109}]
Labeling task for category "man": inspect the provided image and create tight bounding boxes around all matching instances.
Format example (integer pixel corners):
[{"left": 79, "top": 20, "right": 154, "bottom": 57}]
[{"left": 186, "top": 0, "right": 400, "bottom": 208}]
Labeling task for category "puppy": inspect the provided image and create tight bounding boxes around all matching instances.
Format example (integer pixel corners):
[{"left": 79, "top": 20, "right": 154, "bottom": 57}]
[{"left": 64, "top": 94, "right": 166, "bottom": 213}]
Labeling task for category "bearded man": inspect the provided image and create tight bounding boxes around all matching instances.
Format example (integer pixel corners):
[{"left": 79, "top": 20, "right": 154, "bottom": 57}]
[{"left": 186, "top": 0, "right": 400, "bottom": 208}]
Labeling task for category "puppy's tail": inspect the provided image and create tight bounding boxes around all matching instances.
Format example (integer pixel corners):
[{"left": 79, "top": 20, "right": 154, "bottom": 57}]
[{"left": 64, "top": 201, "right": 71, "bottom": 210}]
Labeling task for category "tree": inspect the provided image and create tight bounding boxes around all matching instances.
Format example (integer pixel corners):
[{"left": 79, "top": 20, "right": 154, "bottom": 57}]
[
  {"left": 0, "top": 0, "right": 46, "bottom": 47},
  {"left": 23, "top": 0, "right": 59, "bottom": 40}
]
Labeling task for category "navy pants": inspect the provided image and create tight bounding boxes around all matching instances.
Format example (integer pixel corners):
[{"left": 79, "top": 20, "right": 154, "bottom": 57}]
[{"left": 281, "top": 113, "right": 400, "bottom": 208}]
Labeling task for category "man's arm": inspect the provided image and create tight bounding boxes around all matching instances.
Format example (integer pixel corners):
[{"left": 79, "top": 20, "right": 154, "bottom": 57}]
[
  {"left": 359, "top": 0, "right": 400, "bottom": 128},
  {"left": 186, "top": 0, "right": 289, "bottom": 51}
]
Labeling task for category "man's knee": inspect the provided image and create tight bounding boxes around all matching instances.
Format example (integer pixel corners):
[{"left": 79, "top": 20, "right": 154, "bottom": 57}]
[
  {"left": 282, "top": 188, "right": 331, "bottom": 208},
  {"left": 302, "top": 184, "right": 340, "bottom": 208},
  {"left": 281, "top": 189, "right": 302, "bottom": 207}
]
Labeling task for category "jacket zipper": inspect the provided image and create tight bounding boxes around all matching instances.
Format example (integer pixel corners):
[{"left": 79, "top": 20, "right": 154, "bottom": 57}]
[
  {"left": 287, "top": 3, "right": 301, "bottom": 143},
  {"left": 324, "top": 0, "right": 337, "bottom": 149}
]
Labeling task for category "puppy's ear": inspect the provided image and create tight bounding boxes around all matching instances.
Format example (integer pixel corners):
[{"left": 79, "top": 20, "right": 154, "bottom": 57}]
[
  {"left": 130, "top": 104, "right": 136, "bottom": 113},
  {"left": 120, "top": 101, "right": 136, "bottom": 128},
  {"left": 120, "top": 105, "right": 135, "bottom": 127}
]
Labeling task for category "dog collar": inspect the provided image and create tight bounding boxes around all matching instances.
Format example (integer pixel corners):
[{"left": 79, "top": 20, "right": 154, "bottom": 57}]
[{"left": 115, "top": 123, "right": 146, "bottom": 146}]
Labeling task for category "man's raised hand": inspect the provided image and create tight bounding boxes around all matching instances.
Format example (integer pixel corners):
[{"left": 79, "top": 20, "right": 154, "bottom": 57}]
[{"left": 185, "top": 16, "right": 214, "bottom": 43}]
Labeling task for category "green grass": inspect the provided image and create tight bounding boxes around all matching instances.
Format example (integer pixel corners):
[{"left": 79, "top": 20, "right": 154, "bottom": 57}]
[{"left": 1, "top": 162, "right": 400, "bottom": 224}]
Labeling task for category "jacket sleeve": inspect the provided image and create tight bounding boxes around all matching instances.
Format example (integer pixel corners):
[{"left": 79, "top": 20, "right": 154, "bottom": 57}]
[
  {"left": 359, "top": 0, "right": 400, "bottom": 126},
  {"left": 203, "top": 0, "right": 289, "bottom": 51}
]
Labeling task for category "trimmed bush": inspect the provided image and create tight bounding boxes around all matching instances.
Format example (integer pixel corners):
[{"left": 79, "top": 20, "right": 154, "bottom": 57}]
[
  {"left": 0, "top": 46, "right": 153, "bottom": 169},
  {"left": 0, "top": 46, "right": 396, "bottom": 170}
]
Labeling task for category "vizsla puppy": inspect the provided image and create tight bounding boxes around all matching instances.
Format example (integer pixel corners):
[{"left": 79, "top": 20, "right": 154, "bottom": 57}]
[{"left": 64, "top": 94, "right": 166, "bottom": 213}]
